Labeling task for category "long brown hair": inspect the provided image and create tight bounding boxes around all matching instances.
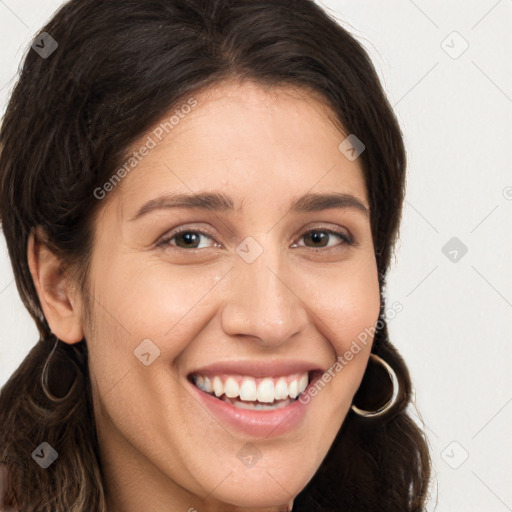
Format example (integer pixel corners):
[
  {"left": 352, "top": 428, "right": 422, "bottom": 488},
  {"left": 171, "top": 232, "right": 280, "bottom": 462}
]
[{"left": 0, "top": 0, "right": 431, "bottom": 510}]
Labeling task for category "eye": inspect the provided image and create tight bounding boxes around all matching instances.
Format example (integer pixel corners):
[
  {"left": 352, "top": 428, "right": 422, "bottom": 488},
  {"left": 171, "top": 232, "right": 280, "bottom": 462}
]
[
  {"left": 156, "top": 227, "right": 218, "bottom": 250},
  {"left": 292, "top": 228, "right": 353, "bottom": 250}
]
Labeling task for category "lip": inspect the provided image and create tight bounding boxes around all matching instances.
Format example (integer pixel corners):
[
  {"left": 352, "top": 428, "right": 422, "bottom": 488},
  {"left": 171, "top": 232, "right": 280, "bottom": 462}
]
[
  {"left": 186, "top": 368, "right": 323, "bottom": 438},
  {"left": 188, "top": 359, "right": 324, "bottom": 379}
]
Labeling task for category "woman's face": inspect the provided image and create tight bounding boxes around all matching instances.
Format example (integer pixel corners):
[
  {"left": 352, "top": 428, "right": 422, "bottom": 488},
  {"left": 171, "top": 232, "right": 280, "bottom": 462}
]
[{"left": 83, "top": 79, "right": 381, "bottom": 511}]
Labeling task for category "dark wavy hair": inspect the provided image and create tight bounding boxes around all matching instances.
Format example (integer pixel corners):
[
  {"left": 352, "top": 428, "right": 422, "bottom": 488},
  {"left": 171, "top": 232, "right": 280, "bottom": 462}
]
[{"left": 0, "top": 0, "right": 432, "bottom": 510}]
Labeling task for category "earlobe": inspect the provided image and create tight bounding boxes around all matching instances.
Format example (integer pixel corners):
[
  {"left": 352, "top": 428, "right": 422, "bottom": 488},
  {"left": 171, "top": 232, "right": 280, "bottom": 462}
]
[{"left": 27, "top": 227, "right": 84, "bottom": 344}]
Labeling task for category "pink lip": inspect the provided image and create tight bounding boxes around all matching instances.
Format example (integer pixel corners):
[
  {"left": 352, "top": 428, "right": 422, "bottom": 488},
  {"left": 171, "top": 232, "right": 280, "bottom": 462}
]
[
  {"left": 188, "top": 359, "right": 323, "bottom": 378},
  {"left": 186, "top": 370, "right": 323, "bottom": 438}
]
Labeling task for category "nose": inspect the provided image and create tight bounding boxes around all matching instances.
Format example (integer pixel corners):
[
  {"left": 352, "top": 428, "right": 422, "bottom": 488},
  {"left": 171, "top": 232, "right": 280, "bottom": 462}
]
[{"left": 220, "top": 245, "right": 309, "bottom": 348}]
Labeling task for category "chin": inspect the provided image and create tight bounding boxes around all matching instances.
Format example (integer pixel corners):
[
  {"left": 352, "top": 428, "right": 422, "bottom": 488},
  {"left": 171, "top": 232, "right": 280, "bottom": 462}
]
[{"left": 203, "top": 467, "right": 309, "bottom": 509}]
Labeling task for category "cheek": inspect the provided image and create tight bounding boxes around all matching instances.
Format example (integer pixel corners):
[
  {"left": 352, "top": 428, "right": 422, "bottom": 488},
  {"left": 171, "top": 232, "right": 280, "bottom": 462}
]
[
  {"left": 83, "top": 258, "right": 235, "bottom": 419},
  {"left": 313, "top": 275, "right": 380, "bottom": 400},
  {"left": 91, "top": 256, "right": 228, "bottom": 344},
  {"left": 301, "top": 259, "right": 381, "bottom": 353}
]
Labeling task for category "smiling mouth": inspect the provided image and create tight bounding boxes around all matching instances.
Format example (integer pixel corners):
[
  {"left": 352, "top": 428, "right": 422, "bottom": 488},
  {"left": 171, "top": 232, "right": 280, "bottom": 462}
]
[{"left": 188, "top": 370, "right": 321, "bottom": 411}]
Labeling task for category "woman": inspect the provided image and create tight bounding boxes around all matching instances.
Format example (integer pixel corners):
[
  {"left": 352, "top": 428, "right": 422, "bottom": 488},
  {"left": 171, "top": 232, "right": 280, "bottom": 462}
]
[{"left": 0, "top": 0, "right": 431, "bottom": 510}]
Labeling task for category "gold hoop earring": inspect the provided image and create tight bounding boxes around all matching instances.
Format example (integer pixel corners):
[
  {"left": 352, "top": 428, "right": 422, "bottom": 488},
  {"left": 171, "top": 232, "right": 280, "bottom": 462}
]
[{"left": 351, "top": 353, "right": 399, "bottom": 418}]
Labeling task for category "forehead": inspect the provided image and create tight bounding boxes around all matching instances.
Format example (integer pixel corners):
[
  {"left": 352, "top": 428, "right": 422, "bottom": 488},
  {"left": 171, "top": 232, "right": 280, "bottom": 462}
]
[{"left": 110, "top": 79, "right": 367, "bottom": 221}]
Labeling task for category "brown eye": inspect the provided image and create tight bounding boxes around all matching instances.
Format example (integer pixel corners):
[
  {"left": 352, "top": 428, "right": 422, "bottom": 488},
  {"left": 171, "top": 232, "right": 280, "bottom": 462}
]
[
  {"left": 296, "top": 229, "right": 353, "bottom": 249},
  {"left": 156, "top": 229, "right": 218, "bottom": 250}
]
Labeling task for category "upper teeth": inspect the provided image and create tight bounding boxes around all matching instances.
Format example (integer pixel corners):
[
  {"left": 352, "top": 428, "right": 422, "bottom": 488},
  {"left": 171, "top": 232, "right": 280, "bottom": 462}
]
[{"left": 193, "top": 372, "right": 309, "bottom": 403}]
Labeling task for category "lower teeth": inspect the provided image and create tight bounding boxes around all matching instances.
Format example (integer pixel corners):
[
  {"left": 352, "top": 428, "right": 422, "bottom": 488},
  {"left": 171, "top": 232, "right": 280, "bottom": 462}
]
[{"left": 221, "top": 395, "right": 295, "bottom": 410}]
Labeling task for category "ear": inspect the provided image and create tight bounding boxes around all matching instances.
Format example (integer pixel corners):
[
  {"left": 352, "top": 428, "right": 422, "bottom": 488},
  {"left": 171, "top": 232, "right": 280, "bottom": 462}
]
[{"left": 27, "top": 227, "right": 84, "bottom": 344}]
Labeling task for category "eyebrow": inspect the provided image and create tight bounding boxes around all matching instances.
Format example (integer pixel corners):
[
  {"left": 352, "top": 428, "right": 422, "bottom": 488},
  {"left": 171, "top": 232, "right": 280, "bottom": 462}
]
[{"left": 129, "top": 191, "right": 369, "bottom": 221}]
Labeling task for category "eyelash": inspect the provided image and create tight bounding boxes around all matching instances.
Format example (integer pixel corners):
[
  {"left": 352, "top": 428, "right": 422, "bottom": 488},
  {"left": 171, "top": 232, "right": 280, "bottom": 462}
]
[{"left": 156, "top": 226, "right": 354, "bottom": 252}]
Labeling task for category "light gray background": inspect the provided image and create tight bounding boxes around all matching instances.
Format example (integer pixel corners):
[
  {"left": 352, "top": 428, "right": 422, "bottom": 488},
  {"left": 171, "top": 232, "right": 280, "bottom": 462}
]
[{"left": 1, "top": 1, "right": 511, "bottom": 510}]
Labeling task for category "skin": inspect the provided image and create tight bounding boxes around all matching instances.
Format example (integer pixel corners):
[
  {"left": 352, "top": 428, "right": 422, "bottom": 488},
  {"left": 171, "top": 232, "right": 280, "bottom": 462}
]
[{"left": 27, "top": 79, "right": 381, "bottom": 511}]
